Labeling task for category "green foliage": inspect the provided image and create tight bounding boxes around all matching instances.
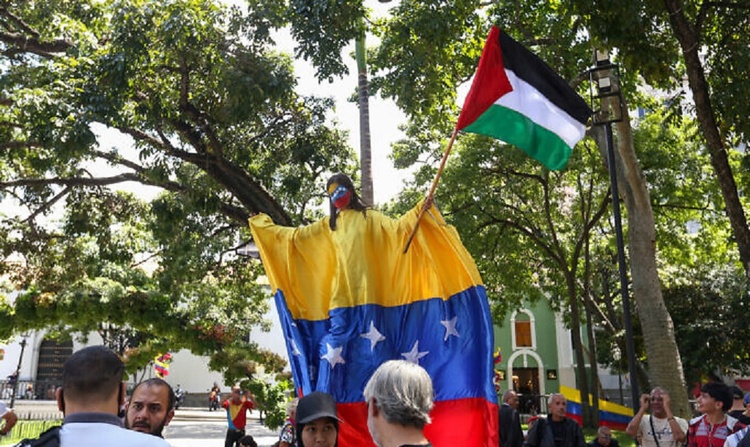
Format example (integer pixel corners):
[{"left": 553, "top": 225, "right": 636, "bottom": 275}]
[
  {"left": 0, "top": 0, "right": 361, "bottom": 377},
  {"left": 0, "top": 420, "right": 62, "bottom": 447},
  {"left": 663, "top": 265, "right": 750, "bottom": 385},
  {"left": 243, "top": 377, "right": 293, "bottom": 431},
  {"left": 287, "top": 0, "right": 367, "bottom": 81}
]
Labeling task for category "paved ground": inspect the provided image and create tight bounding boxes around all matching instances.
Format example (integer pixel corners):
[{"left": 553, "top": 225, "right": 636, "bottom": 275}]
[
  {"left": 166, "top": 408, "right": 279, "bottom": 447},
  {"left": 6, "top": 402, "right": 280, "bottom": 447}
]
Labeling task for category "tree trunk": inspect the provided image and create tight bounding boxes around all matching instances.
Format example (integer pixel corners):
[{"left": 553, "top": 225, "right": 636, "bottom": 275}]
[
  {"left": 664, "top": 0, "right": 750, "bottom": 282},
  {"left": 603, "top": 105, "right": 691, "bottom": 418},
  {"left": 566, "top": 273, "right": 596, "bottom": 427},
  {"left": 355, "top": 33, "right": 374, "bottom": 205}
]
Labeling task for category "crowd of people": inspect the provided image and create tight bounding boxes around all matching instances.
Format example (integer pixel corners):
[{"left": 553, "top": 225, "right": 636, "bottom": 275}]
[
  {"left": 1, "top": 345, "right": 436, "bottom": 447},
  {"left": 494, "top": 382, "right": 750, "bottom": 447},
  {"left": 3, "top": 344, "right": 750, "bottom": 447}
]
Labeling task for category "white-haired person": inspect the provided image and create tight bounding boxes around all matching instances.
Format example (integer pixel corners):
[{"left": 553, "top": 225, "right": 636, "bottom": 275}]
[{"left": 364, "top": 360, "right": 434, "bottom": 447}]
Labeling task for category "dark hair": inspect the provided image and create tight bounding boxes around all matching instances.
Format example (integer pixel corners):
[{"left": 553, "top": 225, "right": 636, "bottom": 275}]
[
  {"left": 132, "top": 377, "right": 176, "bottom": 411},
  {"left": 295, "top": 391, "right": 340, "bottom": 447},
  {"left": 326, "top": 173, "right": 368, "bottom": 230},
  {"left": 63, "top": 345, "right": 124, "bottom": 403},
  {"left": 701, "top": 382, "right": 732, "bottom": 413},
  {"left": 239, "top": 435, "right": 258, "bottom": 447}
]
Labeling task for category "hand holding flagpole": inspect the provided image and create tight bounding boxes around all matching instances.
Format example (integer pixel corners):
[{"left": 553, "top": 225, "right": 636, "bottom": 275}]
[{"left": 402, "top": 127, "right": 459, "bottom": 253}]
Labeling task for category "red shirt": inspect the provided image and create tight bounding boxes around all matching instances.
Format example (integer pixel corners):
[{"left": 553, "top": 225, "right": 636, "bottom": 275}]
[
  {"left": 687, "top": 415, "right": 745, "bottom": 447},
  {"left": 223, "top": 398, "right": 254, "bottom": 430}
]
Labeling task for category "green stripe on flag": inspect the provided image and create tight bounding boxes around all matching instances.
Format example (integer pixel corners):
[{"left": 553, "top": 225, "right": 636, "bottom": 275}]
[{"left": 463, "top": 104, "right": 573, "bottom": 170}]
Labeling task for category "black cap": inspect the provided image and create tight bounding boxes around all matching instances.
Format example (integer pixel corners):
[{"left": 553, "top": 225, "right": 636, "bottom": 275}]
[
  {"left": 296, "top": 391, "right": 340, "bottom": 425},
  {"left": 732, "top": 386, "right": 744, "bottom": 400}
]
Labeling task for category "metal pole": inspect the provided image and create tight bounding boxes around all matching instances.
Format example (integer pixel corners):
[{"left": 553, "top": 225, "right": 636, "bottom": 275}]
[
  {"left": 9, "top": 338, "right": 27, "bottom": 409},
  {"left": 604, "top": 123, "right": 640, "bottom": 408}
]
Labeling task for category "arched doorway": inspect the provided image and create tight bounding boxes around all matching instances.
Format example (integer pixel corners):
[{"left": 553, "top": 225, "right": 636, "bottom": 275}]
[
  {"left": 35, "top": 338, "right": 72, "bottom": 400},
  {"left": 507, "top": 349, "right": 543, "bottom": 415}
]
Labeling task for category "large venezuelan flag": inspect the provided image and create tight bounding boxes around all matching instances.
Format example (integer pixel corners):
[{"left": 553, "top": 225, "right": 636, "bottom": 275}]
[
  {"left": 561, "top": 385, "right": 633, "bottom": 430},
  {"left": 249, "top": 201, "right": 498, "bottom": 447}
]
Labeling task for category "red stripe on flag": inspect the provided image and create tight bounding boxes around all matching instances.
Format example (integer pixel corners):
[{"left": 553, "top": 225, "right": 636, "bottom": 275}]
[
  {"left": 456, "top": 26, "right": 513, "bottom": 131},
  {"left": 336, "top": 398, "right": 499, "bottom": 447}
]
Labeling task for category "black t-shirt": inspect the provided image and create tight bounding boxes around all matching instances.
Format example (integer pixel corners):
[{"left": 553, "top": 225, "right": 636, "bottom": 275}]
[
  {"left": 550, "top": 419, "right": 568, "bottom": 447},
  {"left": 729, "top": 410, "right": 750, "bottom": 425}
]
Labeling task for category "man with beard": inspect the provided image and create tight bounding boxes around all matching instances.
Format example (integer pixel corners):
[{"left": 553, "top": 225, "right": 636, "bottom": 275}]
[{"left": 126, "top": 378, "right": 176, "bottom": 438}]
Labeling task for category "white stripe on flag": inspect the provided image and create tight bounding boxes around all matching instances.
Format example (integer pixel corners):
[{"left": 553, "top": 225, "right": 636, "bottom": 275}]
[{"left": 497, "top": 69, "right": 587, "bottom": 149}]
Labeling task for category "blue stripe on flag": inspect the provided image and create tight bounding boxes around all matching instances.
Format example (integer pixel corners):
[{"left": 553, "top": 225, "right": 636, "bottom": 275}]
[{"left": 276, "top": 285, "right": 496, "bottom": 405}]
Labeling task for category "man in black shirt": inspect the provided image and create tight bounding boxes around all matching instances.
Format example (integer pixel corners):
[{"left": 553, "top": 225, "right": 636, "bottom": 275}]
[{"left": 524, "top": 393, "right": 586, "bottom": 447}]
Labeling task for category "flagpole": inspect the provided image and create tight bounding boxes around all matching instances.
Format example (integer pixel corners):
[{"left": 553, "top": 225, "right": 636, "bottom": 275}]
[{"left": 403, "top": 127, "right": 460, "bottom": 254}]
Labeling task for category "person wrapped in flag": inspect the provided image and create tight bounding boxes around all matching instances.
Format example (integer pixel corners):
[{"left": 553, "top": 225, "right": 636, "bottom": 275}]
[{"left": 249, "top": 173, "right": 498, "bottom": 447}]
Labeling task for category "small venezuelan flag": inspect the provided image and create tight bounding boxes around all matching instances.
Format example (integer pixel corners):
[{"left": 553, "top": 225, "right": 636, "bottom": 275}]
[
  {"left": 561, "top": 385, "right": 633, "bottom": 430},
  {"left": 154, "top": 352, "right": 172, "bottom": 378}
]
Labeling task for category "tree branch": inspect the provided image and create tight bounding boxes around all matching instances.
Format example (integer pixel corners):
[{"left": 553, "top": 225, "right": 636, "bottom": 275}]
[
  {"left": 1, "top": 173, "right": 143, "bottom": 188},
  {"left": 0, "top": 31, "right": 72, "bottom": 59}
]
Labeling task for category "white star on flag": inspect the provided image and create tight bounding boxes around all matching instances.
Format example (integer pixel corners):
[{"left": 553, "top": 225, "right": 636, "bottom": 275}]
[
  {"left": 322, "top": 343, "right": 345, "bottom": 367},
  {"left": 401, "top": 340, "right": 429, "bottom": 364},
  {"left": 360, "top": 321, "right": 386, "bottom": 350},
  {"left": 290, "top": 339, "right": 301, "bottom": 356},
  {"left": 440, "top": 316, "right": 460, "bottom": 341}
]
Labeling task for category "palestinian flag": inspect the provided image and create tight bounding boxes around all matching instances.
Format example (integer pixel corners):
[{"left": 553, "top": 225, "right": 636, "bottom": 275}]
[{"left": 456, "top": 26, "right": 592, "bottom": 170}]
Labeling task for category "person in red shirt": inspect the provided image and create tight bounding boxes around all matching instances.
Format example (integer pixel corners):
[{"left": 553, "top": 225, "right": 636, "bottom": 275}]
[
  {"left": 687, "top": 382, "right": 745, "bottom": 447},
  {"left": 222, "top": 385, "right": 255, "bottom": 447}
]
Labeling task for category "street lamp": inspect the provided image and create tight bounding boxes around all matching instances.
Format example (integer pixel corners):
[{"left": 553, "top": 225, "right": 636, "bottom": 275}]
[
  {"left": 9, "top": 336, "right": 28, "bottom": 408},
  {"left": 589, "top": 49, "right": 639, "bottom": 409}
]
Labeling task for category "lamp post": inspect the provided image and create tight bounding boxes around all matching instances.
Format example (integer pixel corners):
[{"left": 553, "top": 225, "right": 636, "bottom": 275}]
[
  {"left": 9, "top": 337, "right": 28, "bottom": 409},
  {"left": 589, "top": 50, "right": 639, "bottom": 409}
]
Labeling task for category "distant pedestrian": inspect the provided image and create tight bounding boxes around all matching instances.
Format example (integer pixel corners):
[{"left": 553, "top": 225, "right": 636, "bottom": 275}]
[
  {"left": 500, "top": 390, "right": 524, "bottom": 447},
  {"left": 625, "top": 387, "right": 687, "bottom": 447},
  {"left": 687, "top": 382, "right": 744, "bottom": 447},
  {"left": 587, "top": 426, "right": 619, "bottom": 447},
  {"left": 223, "top": 385, "right": 255, "bottom": 447}
]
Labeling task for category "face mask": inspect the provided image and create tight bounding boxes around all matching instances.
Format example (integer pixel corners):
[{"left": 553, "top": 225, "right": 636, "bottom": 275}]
[{"left": 330, "top": 185, "right": 351, "bottom": 210}]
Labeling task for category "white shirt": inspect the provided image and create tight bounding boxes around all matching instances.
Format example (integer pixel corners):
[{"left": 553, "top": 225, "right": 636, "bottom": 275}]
[
  {"left": 638, "top": 414, "right": 689, "bottom": 447},
  {"left": 58, "top": 413, "right": 170, "bottom": 447},
  {"left": 0, "top": 401, "right": 7, "bottom": 416},
  {"left": 725, "top": 426, "right": 750, "bottom": 447}
]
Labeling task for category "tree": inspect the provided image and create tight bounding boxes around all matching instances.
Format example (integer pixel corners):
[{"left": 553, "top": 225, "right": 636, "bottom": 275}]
[{"left": 0, "top": 0, "right": 357, "bottom": 374}]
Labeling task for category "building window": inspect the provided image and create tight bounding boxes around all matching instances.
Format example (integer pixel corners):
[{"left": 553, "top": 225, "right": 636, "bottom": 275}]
[
  {"left": 510, "top": 309, "right": 536, "bottom": 350},
  {"left": 515, "top": 320, "right": 532, "bottom": 347}
]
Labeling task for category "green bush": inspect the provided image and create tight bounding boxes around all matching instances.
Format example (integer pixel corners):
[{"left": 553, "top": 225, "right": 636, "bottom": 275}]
[{"left": 0, "top": 420, "right": 61, "bottom": 446}]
